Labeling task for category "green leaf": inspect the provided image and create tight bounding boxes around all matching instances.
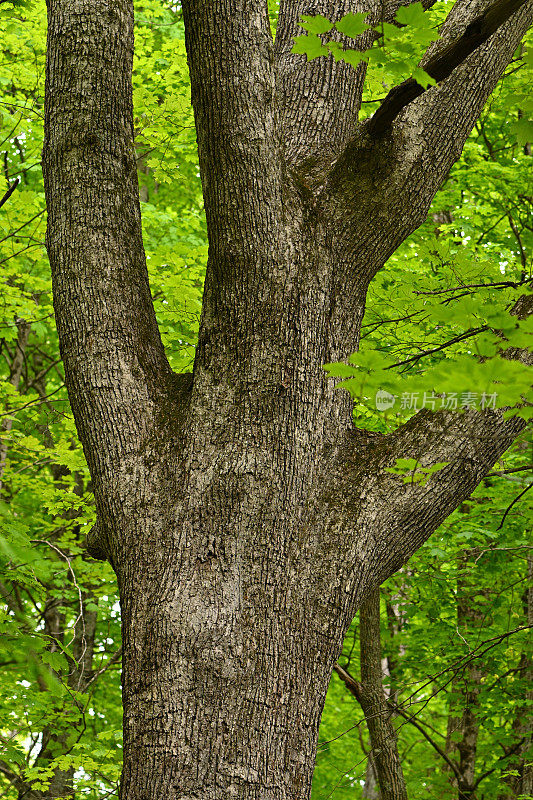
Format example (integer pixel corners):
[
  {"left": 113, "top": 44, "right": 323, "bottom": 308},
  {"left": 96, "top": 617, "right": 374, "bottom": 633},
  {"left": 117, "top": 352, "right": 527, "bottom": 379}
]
[
  {"left": 299, "top": 14, "right": 333, "bottom": 35},
  {"left": 291, "top": 33, "right": 329, "bottom": 60},
  {"left": 41, "top": 649, "right": 68, "bottom": 673},
  {"left": 335, "top": 12, "right": 369, "bottom": 38},
  {"left": 509, "top": 118, "right": 533, "bottom": 146},
  {"left": 340, "top": 49, "right": 367, "bottom": 68},
  {"left": 323, "top": 362, "right": 357, "bottom": 378},
  {"left": 412, "top": 67, "right": 436, "bottom": 88},
  {"left": 395, "top": 2, "right": 432, "bottom": 28}
]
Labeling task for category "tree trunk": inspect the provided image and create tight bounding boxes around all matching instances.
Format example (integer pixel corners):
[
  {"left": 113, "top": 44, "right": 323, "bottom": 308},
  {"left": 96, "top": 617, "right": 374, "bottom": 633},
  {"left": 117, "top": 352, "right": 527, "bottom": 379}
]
[
  {"left": 498, "top": 556, "right": 533, "bottom": 799},
  {"left": 445, "top": 555, "right": 486, "bottom": 800},
  {"left": 519, "top": 557, "right": 533, "bottom": 796},
  {"left": 360, "top": 591, "right": 408, "bottom": 799},
  {"left": 42, "top": 1, "right": 533, "bottom": 798}
]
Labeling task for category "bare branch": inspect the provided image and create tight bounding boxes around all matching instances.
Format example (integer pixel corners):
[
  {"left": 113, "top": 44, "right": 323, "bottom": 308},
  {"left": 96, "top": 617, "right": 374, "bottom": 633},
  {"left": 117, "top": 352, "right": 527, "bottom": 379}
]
[
  {"left": 0, "top": 177, "right": 19, "bottom": 210},
  {"left": 497, "top": 483, "right": 533, "bottom": 529}
]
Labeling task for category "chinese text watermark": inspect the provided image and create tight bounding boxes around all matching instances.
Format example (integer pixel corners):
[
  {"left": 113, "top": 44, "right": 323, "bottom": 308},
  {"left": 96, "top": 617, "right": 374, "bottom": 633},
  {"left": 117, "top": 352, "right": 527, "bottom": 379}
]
[{"left": 375, "top": 390, "right": 498, "bottom": 412}]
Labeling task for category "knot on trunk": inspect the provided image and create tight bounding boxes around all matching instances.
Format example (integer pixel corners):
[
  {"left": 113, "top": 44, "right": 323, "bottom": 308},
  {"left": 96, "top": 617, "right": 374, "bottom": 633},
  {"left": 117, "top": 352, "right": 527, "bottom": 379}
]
[{"left": 86, "top": 521, "right": 111, "bottom": 562}]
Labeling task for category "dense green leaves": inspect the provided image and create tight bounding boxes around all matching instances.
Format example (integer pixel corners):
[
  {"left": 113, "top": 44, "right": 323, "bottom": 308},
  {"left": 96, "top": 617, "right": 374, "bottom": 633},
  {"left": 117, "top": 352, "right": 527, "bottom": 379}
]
[
  {"left": 324, "top": 41, "right": 533, "bottom": 427},
  {"left": 312, "top": 32, "right": 532, "bottom": 798},
  {"left": 313, "top": 441, "right": 532, "bottom": 797}
]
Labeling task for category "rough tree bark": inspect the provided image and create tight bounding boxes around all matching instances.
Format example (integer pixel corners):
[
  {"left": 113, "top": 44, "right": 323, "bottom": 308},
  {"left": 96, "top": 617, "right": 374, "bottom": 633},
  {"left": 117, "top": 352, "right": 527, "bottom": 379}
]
[{"left": 42, "top": 0, "right": 532, "bottom": 798}]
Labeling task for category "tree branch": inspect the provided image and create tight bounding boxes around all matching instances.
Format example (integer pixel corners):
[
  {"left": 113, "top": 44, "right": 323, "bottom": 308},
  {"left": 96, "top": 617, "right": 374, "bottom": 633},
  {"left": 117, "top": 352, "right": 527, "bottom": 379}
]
[
  {"left": 324, "top": 0, "right": 532, "bottom": 327},
  {"left": 497, "top": 483, "right": 533, "bottom": 529},
  {"left": 274, "top": 0, "right": 370, "bottom": 166},
  {"left": 335, "top": 662, "right": 463, "bottom": 780},
  {"left": 315, "top": 407, "right": 526, "bottom": 602},
  {"left": 274, "top": 0, "right": 442, "bottom": 166},
  {"left": 0, "top": 319, "right": 30, "bottom": 492},
  {"left": 0, "top": 209, "right": 45, "bottom": 246},
  {"left": 486, "top": 464, "right": 533, "bottom": 476},
  {"left": 367, "top": 0, "right": 530, "bottom": 134},
  {"left": 44, "top": 1, "right": 175, "bottom": 484}
]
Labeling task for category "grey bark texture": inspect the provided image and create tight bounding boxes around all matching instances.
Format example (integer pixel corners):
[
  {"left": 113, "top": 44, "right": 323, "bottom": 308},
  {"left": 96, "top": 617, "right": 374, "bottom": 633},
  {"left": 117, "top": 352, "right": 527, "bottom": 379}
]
[{"left": 42, "top": 0, "right": 532, "bottom": 798}]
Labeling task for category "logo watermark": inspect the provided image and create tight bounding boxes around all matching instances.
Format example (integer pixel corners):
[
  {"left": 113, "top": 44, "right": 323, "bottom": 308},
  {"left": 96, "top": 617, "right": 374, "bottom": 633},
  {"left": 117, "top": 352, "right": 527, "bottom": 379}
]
[{"left": 375, "top": 390, "right": 396, "bottom": 411}]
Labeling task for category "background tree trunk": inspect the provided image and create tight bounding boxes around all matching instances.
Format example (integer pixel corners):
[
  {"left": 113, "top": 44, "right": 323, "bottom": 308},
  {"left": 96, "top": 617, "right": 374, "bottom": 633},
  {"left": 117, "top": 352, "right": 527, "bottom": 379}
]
[
  {"left": 359, "top": 591, "right": 408, "bottom": 800},
  {"left": 334, "top": 591, "right": 408, "bottom": 800},
  {"left": 362, "top": 756, "right": 380, "bottom": 800},
  {"left": 497, "top": 556, "right": 533, "bottom": 799},
  {"left": 0, "top": 319, "right": 30, "bottom": 491},
  {"left": 445, "top": 555, "right": 485, "bottom": 799}
]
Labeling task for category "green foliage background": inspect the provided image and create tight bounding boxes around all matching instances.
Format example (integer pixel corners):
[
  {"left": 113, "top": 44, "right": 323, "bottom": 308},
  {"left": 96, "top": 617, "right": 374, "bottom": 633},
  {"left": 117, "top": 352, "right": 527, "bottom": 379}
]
[{"left": 0, "top": 0, "right": 531, "bottom": 797}]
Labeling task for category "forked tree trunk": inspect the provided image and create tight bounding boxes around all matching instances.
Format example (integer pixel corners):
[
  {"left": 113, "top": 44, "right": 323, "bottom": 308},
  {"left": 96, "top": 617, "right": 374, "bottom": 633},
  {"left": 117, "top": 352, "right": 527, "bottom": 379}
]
[{"left": 42, "top": 1, "right": 532, "bottom": 798}]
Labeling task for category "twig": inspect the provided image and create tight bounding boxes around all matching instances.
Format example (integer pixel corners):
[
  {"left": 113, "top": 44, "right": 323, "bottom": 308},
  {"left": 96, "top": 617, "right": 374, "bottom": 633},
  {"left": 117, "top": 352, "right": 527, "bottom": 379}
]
[
  {"left": 0, "top": 386, "right": 66, "bottom": 418},
  {"left": 384, "top": 326, "right": 487, "bottom": 370},
  {"left": 497, "top": 483, "right": 533, "bottom": 529},
  {"left": 486, "top": 464, "right": 533, "bottom": 477},
  {"left": 413, "top": 279, "right": 527, "bottom": 296},
  {"left": 334, "top": 662, "right": 462, "bottom": 779},
  {"left": 84, "top": 647, "right": 122, "bottom": 690},
  {"left": 0, "top": 209, "right": 45, "bottom": 245}
]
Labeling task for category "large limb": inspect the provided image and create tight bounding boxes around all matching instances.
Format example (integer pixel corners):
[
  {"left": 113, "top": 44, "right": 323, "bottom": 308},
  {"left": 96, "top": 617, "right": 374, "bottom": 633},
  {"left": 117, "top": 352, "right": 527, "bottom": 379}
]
[
  {"left": 368, "top": 0, "right": 530, "bottom": 134},
  {"left": 314, "top": 408, "right": 526, "bottom": 602},
  {"left": 274, "top": 0, "right": 371, "bottom": 166},
  {"left": 43, "top": 1, "right": 173, "bottom": 491},
  {"left": 360, "top": 0, "right": 532, "bottom": 219},
  {"left": 326, "top": 0, "right": 532, "bottom": 294},
  {"left": 181, "top": 0, "right": 291, "bottom": 396},
  {"left": 316, "top": 0, "right": 531, "bottom": 375}
]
